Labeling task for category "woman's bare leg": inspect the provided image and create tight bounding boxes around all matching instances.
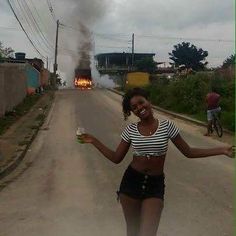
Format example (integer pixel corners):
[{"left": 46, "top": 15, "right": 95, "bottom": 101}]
[
  {"left": 139, "top": 198, "right": 164, "bottom": 236},
  {"left": 119, "top": 193, "right": 142, "bottom": 236}
]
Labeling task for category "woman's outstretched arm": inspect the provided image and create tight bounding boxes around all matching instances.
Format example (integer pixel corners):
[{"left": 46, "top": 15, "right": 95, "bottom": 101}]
[
  {"left": 171, "top": 134, "right": 234, "bottom": 158},
  {"left": 79, "top": 134, "right": 130, "bottom": 164}
]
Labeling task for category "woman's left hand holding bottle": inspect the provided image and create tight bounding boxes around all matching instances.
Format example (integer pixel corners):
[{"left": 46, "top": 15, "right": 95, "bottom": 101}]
[
  {"left": 78, "top": 133, "right": 95, "bottom": 144},
  {"left": 76, "top": 127, "right": 95, "bottom": 144}
]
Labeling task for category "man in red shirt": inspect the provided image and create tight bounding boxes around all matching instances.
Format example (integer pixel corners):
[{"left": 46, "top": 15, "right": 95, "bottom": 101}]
[{"left": 204, "top": 90, "right": 221, "bottom": 136}]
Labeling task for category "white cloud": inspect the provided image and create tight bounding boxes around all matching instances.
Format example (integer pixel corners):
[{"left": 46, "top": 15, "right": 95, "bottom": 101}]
[{"left": 108, "top": 0, "right": 233, "bottom": 30}]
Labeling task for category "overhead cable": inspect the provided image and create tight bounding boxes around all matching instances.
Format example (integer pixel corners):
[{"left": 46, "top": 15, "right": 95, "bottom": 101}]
[
  {"left": 22, "top": 0, "right": 54, "bottom": 51},
  {"left": 14, "top": 0, "right": 51, "bottom": 54},
  {"left": 6, "top": 0, "right": 46, "bottom": 59}
]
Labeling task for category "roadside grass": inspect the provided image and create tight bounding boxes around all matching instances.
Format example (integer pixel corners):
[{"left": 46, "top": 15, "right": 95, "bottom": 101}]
[
  {"left": 114, "top": 86, "right": 124, "bottom": 92},
  {"left": 188, "top": 112, "right": 206, "bottom": 123},
  {"left": 29, "top": 125, "right": 39, "bottom": 130},
  {"left": 18, "top": 140, "right": 31, "bottom": 146},
  {"left": 35, "top": 113, "right": 46, "bottom": 121},
  {"left": 0, "top": 94, "right": 41, "bottom": 135},
  {"left": 190, "top": 111, "right": 234, "bottom": 131}
]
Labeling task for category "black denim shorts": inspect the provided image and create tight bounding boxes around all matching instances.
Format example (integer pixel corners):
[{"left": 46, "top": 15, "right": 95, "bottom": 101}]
[{"left": 117, "top": 165, "right": 165, "bottom": 200}]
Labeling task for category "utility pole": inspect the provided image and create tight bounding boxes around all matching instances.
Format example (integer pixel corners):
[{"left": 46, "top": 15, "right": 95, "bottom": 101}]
[
  {"left": 46, "top": 56, "right": 49, "bottom": 70},
  {"left": 131, "top": 33, "right": 134, "bottom": 71},
  {"left": 53, "top": 19, "right": 59, "bottom": 89}
]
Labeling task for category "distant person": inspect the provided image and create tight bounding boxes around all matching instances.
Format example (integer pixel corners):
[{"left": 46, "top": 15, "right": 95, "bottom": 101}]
[
  {"left": 78, "top": 87, "right": 232, "bottom": 236},
  {"left": 204, "top": 89, "right": 221, "bottom": 136}
]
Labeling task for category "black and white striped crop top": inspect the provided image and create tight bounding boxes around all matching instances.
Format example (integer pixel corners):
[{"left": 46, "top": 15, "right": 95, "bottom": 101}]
[{"left": 121, "top": 119, "right": 179, "bottom": 157}]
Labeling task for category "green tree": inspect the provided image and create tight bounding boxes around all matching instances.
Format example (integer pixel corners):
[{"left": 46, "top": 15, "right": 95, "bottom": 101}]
[
  {"left": 222, "top": 54, "right": 235, "bottom": 68},
  {"left": 0, "top": 41, "right": 14, "bottom": 58},
  {"left": 169, "top": 42, "right": 208, "bottom": 71},
  {"left": 134, "top": 57, "right": 157, "bottom": 73}
]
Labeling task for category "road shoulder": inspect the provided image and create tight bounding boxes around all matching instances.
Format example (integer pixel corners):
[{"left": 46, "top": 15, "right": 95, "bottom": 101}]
[{"left": 0, "top": 91, "right": 54, "bottom": 181}]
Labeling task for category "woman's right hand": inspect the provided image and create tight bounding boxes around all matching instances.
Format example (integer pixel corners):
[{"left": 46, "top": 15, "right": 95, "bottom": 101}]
[
  {"left": 222, "top": 145, "right": 235, "bottom": 158},
  {"left": 78, "top": 133, "right": 96, "bottom": 144}
]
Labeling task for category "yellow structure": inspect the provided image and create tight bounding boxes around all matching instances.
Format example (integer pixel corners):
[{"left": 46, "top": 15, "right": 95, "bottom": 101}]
[{"left": 126, "top": 72, "right": 150, "bottom": 88}]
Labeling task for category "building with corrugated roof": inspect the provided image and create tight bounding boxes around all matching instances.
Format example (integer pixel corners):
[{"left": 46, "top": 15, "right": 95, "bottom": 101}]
[{"left": 95, "top": 52, "right": 155, "bottom": 72}]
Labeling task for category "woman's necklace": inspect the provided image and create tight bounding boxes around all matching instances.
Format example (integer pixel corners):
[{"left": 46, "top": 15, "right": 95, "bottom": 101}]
[
  {"left": 143, "top": 119, "right": 158, "bottom": 135},
  {"left": 138, "top": 118, "right": 159, "bottom": 136}
]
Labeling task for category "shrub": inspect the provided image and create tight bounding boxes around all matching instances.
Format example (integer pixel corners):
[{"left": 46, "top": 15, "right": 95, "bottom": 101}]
[{"left": 146, "top": 72, "right": 234, "bottom": 131}]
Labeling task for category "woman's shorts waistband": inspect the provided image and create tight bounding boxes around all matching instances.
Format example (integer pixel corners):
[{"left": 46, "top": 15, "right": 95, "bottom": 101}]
[
  {"left": 133, "top": 152, "right": 166, "bottom": 158},
  {"left": 127, "top": 165, "right": 165, "bottom": 179}
]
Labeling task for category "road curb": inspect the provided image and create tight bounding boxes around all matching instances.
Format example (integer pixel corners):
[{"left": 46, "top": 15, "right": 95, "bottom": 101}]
[
  {"left": 0, "top": 92, "right": 55, "bottom": 180},
  {"left": 108, "top": 88, "right": 234, "bottom": 136}
]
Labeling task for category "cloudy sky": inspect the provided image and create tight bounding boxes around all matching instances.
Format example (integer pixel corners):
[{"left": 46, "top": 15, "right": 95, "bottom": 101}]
[{"left": 0, "top": 0, "right": 234, "bottom": 72}]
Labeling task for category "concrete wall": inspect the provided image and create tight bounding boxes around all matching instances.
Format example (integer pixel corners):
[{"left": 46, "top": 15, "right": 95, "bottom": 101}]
[
  {"left": 0, "top": 64, "right": 27, "bottom": 117},
  {"left": 40, "top": 68, "right": 50, "bottom": 87}
]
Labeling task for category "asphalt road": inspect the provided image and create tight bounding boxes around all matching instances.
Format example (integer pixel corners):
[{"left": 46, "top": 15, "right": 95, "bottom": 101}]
[{"left": 0, "top": 89, "right": 233, "bottom": 236}]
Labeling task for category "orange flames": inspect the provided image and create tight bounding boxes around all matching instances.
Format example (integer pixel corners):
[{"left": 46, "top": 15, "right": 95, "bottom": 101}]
[
  {"left": 74, "top": 77, "right": 92, "bottom": 89},
  {"left": 74, "top": 77, "right": 92, "bottom": 88}
]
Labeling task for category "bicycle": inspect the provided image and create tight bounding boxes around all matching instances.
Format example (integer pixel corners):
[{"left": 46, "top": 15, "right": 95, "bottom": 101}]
[{"left": 210, "top": 111, "right": 223, "bottom": 137}]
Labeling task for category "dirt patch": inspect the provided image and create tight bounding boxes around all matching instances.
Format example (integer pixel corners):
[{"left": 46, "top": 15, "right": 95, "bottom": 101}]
[{"left": 0, "top": 91, "right": 54, "bottom": 178}]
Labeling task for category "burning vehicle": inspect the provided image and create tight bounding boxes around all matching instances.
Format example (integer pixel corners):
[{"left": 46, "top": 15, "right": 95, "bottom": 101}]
[{"left": 74, "top": 68, "right": 93, "bottom": 90}]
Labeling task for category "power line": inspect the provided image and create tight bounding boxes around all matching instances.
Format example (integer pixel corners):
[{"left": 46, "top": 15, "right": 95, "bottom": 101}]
[
  {"left": 95, "top": 34, "right": 130, "bottom": 43},
  {"left": 21, "top": 0, "right": 54, "bottom": 51},
  {"left": 6, "top": 0, "right": 46, "bottom": 59},
  {"left": 60, "top": 25, "right": 129, "bottom": 39},
  {"left": 12, "top": 2, "right": 87, "bottom": 57},
  {"left": 59, "top": 23, "right": 80, "bottom": 32},
  {"left": 85, "top": 30, "right": 236, "bottom": 44},
  {"left": 95, "top": 32, "right": 129, "bottom": 39},
  {"left": 135, "top": 34, "right": 234, "bottom": 43},
  {"left": 23, "top": 1, "right": 71, "bottom": 53},
  {"left": 95, "top": 45, "right": 129, "bottom": 49},
  {"left": 59, "top": 23, "right": 92, "bottom": 37},
  {"left": 13, "top": 0, "right": 51, "bottom": 54},
  {"left": 58, "top": 22, "right": 233, "bottom": 44},
  {"left": 94, "top": 32, "right": 129, "bottom": 37},
  {"left": 60, "top": 24, "right": 130, "bottom": 43},
  {"left": 59, "top": 48, "right": 93, "bottom": 53},
  {"left": 60, "top": 27, "right": 233, "bottom": 44},
  {"left": 28, "top": 0, "right": 53, "bottom": 35}
]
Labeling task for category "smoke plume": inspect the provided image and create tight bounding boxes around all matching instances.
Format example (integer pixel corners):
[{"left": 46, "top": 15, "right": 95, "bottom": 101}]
[{"left": 56, "top": 0, "right": 114, "bottom": 88}]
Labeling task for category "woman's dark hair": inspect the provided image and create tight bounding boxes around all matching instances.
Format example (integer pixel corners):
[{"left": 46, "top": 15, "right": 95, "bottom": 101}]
[{"left": 122, "top": 87, "right": 149, "bottom": 120}]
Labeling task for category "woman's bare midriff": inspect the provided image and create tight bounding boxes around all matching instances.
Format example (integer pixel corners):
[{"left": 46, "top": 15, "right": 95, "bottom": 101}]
[{"left": 130, "top": 155, "right": 166, "bottom": 175}]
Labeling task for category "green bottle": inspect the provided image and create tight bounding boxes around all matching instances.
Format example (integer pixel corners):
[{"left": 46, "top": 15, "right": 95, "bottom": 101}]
[{"left": 77, "top": 138, "right": 84, "bottom": 144}]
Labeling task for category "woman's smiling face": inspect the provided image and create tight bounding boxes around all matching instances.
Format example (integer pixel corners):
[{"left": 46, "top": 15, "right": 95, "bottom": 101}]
[{"left": 130, "top": 95, "right": 152, "bottom": 119}]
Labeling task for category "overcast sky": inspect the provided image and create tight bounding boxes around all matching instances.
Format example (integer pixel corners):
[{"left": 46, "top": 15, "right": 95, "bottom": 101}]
[{"left": 0, "top": 0, "right": 234, "bottom": 71}]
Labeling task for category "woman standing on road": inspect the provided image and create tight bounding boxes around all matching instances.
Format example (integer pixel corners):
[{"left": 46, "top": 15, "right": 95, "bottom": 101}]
[{"left": 78, "top": 87, "right": 233, "bottom": 236}]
